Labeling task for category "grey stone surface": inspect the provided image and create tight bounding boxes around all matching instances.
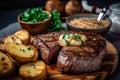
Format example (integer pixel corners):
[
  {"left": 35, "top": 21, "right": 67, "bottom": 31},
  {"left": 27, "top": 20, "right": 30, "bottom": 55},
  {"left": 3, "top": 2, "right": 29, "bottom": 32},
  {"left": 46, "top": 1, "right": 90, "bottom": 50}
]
[{"left": 0, "top": 22, "right": 21, "bottom": 39}]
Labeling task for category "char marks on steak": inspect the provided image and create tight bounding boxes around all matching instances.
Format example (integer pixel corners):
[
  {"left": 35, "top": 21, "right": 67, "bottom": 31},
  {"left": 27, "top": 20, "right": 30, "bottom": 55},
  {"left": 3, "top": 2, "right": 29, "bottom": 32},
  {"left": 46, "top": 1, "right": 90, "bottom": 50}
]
[
  {"left": 33, "top": 31, "right": 106, "bottom": 73},
  {"left": 33, "top": 32, "right": 62, "bottom": 64},
  {"left": 57, "top": 46, "right": 106, "bottom": 74}
]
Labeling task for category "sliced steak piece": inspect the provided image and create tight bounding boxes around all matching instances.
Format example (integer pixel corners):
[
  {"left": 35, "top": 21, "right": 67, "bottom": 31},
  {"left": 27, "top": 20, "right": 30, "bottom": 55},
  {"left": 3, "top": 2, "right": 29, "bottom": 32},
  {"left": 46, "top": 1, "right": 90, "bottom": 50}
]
[{"left": 33, "top": 32, "right": 62, "bottom": 64}]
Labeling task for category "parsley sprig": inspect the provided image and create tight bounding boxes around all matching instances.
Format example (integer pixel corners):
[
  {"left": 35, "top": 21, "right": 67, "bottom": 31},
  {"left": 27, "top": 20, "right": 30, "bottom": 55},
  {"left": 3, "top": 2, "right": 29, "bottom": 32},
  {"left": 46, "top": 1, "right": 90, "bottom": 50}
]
[
  {"left": 20, "top": 7, "right": 49, "bottom": 23},
  {"left": 49, "top": 10, "right": 68, "bottom": 32}
]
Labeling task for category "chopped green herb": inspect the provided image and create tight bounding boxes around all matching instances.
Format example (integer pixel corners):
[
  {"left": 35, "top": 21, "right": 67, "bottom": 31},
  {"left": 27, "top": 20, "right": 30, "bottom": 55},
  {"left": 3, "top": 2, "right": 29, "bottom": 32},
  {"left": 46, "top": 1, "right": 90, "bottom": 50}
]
[
  {"left": 30, "top": 64, "right": 36, "bottom": 68},
  {"left": 63, "top": 33, "right": 70, "bottom": 39},
  {"left": 0, "top": 41, "right": 5, "bottom": 44},
  {"left": 30, "top": 64, "right": 34, "bottom": 66},
  {"left": 33, "top": 66, "right": 36, "bottom": 68},
  {"left": 49, "top": 10, "right": 68, "bottom": 32},
  {"left": 74, "top": 34, "right": 81, "bottom": 41},
  {"left": 76, "top": 34, "right": 81, "bottom": 39},
  {"left": 27, "top": 47, "right": 31, "bottom": 51},
  {"left": 20, "top": 49, "right": 22, "bottom": 51},
  {"left": 23, "top": 50, "right": 25, "bottom": 52},
  {"left": 16, "top": 43, "right": 19, "bottom": 45},
  {"left": 63, "top": 33, "right": 67, "bottom": 39},
  {"left": 2, "top": 42, "right": 4, "bottom": 44},
  {"left": 20, "top": 49, "right": 25, "bottom": 52},
  {"left": 65, "top": 40, "right": 70, "bottom": 46},
  {"left": 20, "top": 7, "right": 49, "bottom": 23}
]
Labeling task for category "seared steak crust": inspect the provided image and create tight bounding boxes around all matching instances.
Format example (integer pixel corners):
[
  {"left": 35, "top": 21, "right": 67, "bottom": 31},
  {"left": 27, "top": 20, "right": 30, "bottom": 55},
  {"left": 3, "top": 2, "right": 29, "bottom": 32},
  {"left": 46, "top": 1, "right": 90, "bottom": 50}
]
[
  {"left": 33, "top": 34, "right": 61, "bottom": 64},
  {"left": 57, "top": 46, "right": 106, "bottom": 73},
  {"left": 33, "top": 31, "right": 106, "bottom": 73}
]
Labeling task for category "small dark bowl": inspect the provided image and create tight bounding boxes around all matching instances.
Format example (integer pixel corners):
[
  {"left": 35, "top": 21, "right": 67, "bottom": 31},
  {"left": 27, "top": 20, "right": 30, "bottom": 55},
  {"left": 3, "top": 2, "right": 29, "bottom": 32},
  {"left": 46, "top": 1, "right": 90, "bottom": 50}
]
[
  {"left": 66, "top": 13, "right": 112, "bottom": 35},
  {"left": 18, "top": 11, "right": 51, "bottom": 35}
]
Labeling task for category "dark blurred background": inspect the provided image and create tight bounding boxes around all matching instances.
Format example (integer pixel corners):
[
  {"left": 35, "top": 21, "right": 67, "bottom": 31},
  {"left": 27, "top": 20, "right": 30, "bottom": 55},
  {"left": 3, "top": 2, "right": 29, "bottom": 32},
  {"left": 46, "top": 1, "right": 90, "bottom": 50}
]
[
  {"left": 0, "top": 0, "right": 120, "bottom": 10},
  {"left": 0, "top": 0, "right": 120, "bottom": 30}
]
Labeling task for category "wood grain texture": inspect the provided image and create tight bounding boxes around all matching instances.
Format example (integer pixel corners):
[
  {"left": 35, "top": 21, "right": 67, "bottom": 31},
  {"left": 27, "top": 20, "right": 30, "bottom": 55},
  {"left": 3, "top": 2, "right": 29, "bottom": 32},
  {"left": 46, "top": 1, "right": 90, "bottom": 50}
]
[{"left": 0, "top": 41, "right": 118, "bottom": 80}]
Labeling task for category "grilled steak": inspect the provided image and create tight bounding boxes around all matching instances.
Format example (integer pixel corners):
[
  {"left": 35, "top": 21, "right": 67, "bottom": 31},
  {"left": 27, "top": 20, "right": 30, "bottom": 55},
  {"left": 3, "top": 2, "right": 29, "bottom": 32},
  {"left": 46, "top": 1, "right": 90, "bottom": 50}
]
[
  {"left": 33, "top": 31, "right": 106, "bottom": 73},
  {"left": 57, "top": 46, "right": 106, "bottom": 74},
  {"left": 33, "top": 32, "right": 63, "bottom": 64}
]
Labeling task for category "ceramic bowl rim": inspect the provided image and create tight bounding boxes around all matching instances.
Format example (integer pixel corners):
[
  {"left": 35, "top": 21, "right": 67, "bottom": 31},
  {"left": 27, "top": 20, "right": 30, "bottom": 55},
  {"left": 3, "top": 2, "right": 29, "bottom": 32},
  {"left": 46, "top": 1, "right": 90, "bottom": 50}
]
[{"left": 66, "top": 13, "right": 112, "bottom": 31}]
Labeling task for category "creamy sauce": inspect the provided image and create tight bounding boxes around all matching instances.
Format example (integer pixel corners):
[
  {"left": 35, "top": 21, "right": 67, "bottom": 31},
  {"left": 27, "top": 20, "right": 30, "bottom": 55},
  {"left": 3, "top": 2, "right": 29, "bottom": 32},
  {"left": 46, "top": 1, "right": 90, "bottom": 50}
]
[{"left": 70, "top": 18, "right": 108, "bottom": 29}]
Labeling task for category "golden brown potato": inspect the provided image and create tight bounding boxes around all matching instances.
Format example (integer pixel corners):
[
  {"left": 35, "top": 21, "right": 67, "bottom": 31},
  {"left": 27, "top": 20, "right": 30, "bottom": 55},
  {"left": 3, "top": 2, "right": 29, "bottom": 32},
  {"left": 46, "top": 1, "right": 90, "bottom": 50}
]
[
  {"left": 14, "top": 30, "right": 30, "bottom": 45},
  {"left": 0, "top": 51, "right": 14, "bottom": 75},
  {"left": 3, "top": 35, "right": 22, "bottom": 44},
  {"left": 0, "top": 40, "right": 6, "bottom": 51},
  {"left": 0, "top": 35, "right": 22, "bottom": 51},
  {"left": 6, "top": 53, "right": 22, "bottom": 66},
  {"left": 29, "top": 45, "right": 39, "bottom": 62},
  {"left": 6, "top": 43, "right": 35, "bottom": 63},
  {"left": 19, "top": 60, "right": 46, "bottom": 80}
]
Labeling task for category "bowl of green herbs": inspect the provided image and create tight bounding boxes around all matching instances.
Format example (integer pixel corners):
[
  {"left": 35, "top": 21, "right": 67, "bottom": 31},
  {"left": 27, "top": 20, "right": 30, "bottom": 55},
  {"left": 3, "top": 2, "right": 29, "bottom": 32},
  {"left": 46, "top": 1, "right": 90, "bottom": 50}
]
[{"left": 18, "top": 7, "right": 52, "bottom": 35}]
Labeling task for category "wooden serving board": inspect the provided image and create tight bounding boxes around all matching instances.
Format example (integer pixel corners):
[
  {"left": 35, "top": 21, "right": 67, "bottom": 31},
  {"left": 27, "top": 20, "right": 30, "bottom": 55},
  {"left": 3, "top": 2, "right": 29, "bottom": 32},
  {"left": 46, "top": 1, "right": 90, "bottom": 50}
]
[{"left": 0, "top": 41, "right": 118, "bottom": 80}]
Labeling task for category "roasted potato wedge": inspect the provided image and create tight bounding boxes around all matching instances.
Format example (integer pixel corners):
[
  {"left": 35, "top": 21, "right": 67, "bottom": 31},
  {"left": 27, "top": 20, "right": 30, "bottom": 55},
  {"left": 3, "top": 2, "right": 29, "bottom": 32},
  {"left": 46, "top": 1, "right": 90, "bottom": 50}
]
[
  {"left": 6, "top": 43, "right": 35, "bottom": 63},
  {"left": 19, "top": 60, "right": 46, "bottom": 80},
  {"left": 14, "top": 30, "right": 30, "bottom": 45},
  {"left": 6, "top": 54, "right": 22, "bottom": 66},
  {"left": 3, "top": 35, "right": 22, "bottom": 44},
  {"left": 0, "top": 51, "right": 14, "bottom": 75},
  {"left": 29, "top": 45, "right": 39, "bottom": 62},
  {"left": 0, "top": 35, "right": 22, "bottom": 51}
]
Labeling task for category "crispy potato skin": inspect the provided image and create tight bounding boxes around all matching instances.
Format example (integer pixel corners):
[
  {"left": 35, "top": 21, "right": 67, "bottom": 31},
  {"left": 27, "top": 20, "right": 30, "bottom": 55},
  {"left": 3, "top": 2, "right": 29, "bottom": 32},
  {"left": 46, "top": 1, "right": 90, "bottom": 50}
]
[
  {"left": 0, "top": 30, "right": 46, "bottom": 79},
  {"left": 6, "top": 43, "right": 35, "bottom": 63},
  {"left": 29, "top": 45, "right": 39, "bottom": 62},
  {"left": 0, "top": 35, "right": 22, "bottom": 51},
  {"left": 14, "top": 30, "right": 30, "bottom": 45},
  {"left": 19, "top": 60, "right": 46, "bottom": 80},
  {"left": 0, "top": 51, "right": 14, "bottom": 75}
]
